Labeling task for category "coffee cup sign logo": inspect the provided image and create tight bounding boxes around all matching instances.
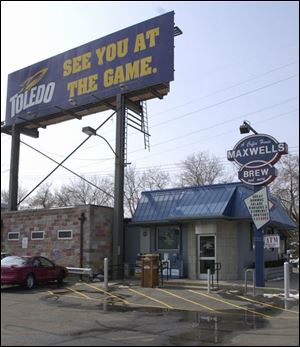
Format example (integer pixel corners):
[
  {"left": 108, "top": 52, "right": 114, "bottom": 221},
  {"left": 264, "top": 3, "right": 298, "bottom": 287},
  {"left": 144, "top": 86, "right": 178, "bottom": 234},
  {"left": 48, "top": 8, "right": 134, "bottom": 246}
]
[{"left": 228, "top": 134, "right": 288, "bottom": 186}]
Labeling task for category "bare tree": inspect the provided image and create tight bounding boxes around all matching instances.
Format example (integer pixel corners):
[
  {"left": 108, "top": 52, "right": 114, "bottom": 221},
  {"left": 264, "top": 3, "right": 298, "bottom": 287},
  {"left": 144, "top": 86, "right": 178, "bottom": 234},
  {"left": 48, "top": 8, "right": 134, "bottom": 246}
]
[
  {"left": 124, "top": 165, "right": 143, "bottom": 217},
  {"left": 28, "top": 183, "right": 55, "bottom": 209},
  {"left": 54, "top": 176, "right": 114, "bottom": 207},
  {"left": 1, "top": 185, "right": 29, "bottom": 209},
  {"left": 178, "top": 151, "right": 225, "bottom": 187},
  {"left": 124, "top": 165, "right": 170, "bottom": 217},
  {"left": 271, "top": 154, "right": 299, "bottom": 258},
  {"left": 271, "top": 154, "right": 299, "bottom": 224},
  {"left": 140, "top": 168, "right": 170, "bottom": 190}
]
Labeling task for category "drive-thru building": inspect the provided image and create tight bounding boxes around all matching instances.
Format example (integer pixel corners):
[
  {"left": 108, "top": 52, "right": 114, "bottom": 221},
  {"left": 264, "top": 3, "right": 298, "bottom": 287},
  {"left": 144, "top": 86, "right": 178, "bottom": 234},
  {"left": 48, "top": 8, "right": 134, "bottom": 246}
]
[{"left": 124, "top": 182, "right": 296, "bottom": 281}]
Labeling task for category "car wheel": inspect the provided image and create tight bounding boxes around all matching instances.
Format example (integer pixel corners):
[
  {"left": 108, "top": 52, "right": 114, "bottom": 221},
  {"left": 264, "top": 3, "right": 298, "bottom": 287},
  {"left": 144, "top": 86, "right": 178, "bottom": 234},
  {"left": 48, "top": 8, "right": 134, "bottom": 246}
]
[{"left": 25, "top": 274, "right": 35, "bottom": 289}]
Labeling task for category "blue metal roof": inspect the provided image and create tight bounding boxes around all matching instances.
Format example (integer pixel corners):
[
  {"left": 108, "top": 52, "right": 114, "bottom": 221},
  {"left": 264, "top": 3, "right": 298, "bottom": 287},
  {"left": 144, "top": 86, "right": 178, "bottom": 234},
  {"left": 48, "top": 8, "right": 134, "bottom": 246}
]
[{"left": 132, "top": 182, "right": 296, "bottom": 230}]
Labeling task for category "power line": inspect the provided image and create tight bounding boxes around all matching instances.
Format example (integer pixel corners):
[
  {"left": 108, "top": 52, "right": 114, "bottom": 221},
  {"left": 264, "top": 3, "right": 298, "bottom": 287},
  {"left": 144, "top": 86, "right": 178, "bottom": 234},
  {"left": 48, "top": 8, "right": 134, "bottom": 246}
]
[
  {"left": 131, "top": 108, "right": 299, "bottom": 163},
  {"left": 150, "top": 74, "right": 299, "bottom": 129},
  {"left": 127, "top": 100, "right": 298, "bottom": 156},
  {"left": 150, "top": 60, "right": 299, "bottom": 118}
]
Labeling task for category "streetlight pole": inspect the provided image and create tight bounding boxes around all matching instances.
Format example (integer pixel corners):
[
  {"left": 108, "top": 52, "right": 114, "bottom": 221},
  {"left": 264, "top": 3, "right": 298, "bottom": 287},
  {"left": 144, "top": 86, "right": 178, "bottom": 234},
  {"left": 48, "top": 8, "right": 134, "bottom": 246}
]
[{"left": 82, "top": 97, "right": 126, "bottom": 279}]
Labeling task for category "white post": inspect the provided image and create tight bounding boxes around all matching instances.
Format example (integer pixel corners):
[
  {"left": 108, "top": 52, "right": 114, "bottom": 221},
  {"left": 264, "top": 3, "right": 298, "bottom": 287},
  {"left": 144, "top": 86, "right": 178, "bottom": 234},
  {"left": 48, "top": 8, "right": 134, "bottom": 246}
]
[
  {"left": 244, "top": 270, "right": 248, "bottom": 295},
  {"left": 252, "top": 269, "right": 256, "bottom": 297},
  {"left": 207, "top": 269, "right": 211, "bottom": 293},
  {"left": 284, "top": 261, "right": 290, "bottom": 299},
  {"left": 104, "top": 257, "right": 108, "bottom": 291}
]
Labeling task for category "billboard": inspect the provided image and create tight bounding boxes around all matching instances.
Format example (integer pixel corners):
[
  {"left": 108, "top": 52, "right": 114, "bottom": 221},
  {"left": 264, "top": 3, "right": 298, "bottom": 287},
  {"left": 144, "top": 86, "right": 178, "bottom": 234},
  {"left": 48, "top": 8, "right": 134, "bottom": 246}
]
[{"left": 4, "top": 12, "right": 174, "bottom": 129}]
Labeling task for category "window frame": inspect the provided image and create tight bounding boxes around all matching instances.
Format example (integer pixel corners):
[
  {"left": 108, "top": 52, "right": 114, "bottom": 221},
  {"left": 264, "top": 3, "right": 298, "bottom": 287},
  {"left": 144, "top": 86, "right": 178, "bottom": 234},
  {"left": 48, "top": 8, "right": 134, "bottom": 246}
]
[
  {"left": 156, "top": 225, "right": 181, "bottom": 251},
  {"left": 8, "top": 232, "right": 20, "bottom": 241},
  {"left": 57, "top": 230, "right": 73, "bottom": 240},
  {"left": 31, "top": 231, "right": 45, "bottom": 240}
]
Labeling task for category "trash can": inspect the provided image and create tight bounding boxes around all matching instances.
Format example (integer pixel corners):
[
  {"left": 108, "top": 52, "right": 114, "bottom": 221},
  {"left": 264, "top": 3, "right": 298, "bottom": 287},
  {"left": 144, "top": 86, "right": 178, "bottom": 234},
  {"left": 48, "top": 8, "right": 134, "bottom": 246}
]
[{"left": 141, "top": 254, "right": 159, "bottom": 287}]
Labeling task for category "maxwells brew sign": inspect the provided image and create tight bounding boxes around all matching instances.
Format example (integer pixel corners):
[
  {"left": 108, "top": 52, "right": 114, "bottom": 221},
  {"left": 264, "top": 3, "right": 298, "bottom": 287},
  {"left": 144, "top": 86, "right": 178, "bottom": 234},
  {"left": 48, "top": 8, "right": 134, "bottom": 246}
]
[{"left": 227, "top": 134, "right": 288, "bottom": 185}]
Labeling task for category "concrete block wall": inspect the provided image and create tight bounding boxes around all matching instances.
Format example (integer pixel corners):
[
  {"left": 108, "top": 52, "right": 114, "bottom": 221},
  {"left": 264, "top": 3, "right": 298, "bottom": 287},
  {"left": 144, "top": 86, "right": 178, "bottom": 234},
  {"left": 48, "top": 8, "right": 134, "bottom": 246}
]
[
  {"left": 216, "top": 221, "right": 239, "bottom": 280},
  {"left": 186, "top": 224, "right": 197, "bottom": 279},
  {"left": 86, "top": 205, "right": 113, "bottom": 273},
  {"left": 1, "top": 205, "right": 113, "bottom": 273}
]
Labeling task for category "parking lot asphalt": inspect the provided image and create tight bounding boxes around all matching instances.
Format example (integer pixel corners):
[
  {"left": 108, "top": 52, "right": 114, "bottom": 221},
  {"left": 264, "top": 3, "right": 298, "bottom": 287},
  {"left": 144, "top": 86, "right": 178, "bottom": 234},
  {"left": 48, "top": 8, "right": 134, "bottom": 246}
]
[
  {"left": 46, "top": 279, "right": 299, "bottom": 315},
  {"left": 1, "top": 271, "right": 299, "bottom": 346}
]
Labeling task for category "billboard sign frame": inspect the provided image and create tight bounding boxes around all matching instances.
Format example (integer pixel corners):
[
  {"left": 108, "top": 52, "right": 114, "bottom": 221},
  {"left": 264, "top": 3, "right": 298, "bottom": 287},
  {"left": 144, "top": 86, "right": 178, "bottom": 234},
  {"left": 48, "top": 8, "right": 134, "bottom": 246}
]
[{"left": 3, "top": 11, "right": 175, "bottom": 132}]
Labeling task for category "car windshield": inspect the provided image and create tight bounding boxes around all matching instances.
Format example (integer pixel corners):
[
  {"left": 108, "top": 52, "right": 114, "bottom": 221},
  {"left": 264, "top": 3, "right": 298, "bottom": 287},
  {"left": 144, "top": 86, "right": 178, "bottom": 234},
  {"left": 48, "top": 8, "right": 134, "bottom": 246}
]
[{"left": 1, "top": 256, "right": 30, "bottom": 266}]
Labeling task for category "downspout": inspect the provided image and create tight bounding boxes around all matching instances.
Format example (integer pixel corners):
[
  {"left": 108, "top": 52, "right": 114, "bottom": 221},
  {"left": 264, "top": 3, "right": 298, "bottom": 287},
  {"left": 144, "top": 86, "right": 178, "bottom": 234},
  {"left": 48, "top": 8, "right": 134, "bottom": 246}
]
[{"left": 78, "top": 212, "right": 87, "bottom": 270}]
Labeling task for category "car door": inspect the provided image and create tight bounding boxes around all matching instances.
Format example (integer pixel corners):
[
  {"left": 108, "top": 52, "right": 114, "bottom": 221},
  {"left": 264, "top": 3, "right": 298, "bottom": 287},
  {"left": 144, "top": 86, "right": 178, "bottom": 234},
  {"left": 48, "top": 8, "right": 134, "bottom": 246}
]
[
  {"left": 32, "top": 257, "right": 48, "bottom": 283},
  {"left": 39, "top": 257, "right": 58, "bottom": 281}
]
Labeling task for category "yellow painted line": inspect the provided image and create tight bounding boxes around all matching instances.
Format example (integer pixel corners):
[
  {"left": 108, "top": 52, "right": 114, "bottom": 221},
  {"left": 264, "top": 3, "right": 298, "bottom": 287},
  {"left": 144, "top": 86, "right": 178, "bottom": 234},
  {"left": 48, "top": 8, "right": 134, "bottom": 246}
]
[
  {"left": 83, "top": 283, "right": 129, "bottom": 305},
  {"left": 129, "top": 288, "right": 173, "bottom": 309},
  {"left": 66, "top": 286, "right": 94, "bottom": 300},
  {"left": 234, "top": 294, "right": 299, "bottom": 314},
  {"left": 158, "top": 288, "right": 217, "bottom": 312},
  {"left": 189, "top": 290, "right": 272, "bottom": 318}
]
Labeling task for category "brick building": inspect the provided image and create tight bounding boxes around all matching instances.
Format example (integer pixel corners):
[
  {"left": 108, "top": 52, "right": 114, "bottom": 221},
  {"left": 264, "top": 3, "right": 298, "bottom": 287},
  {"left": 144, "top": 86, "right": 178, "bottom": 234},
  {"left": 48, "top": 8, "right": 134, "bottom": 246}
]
[{"left": 1, "top": 205, "right": 113, "bottom": 274}]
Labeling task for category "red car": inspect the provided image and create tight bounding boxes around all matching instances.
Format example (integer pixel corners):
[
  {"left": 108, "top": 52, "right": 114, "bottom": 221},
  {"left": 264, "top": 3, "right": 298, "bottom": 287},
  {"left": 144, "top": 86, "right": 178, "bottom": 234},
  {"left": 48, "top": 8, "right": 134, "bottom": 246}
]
[{"left": 1, "top": 255, "right": 68, "bottom": 289}]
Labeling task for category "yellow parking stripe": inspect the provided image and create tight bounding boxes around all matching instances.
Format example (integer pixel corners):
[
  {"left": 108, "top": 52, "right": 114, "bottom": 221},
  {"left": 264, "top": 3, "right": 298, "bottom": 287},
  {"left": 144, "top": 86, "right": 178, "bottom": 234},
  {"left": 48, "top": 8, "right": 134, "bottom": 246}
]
[
  {"left": 66, "top": 286, "right": 94, "bottom": 300},
  {"left": 158, "top": 288, "right": 217, "bottom": 312},
  {"left": 83, "top": 283, "right": 129, "bottom": 305},
  {"left": 129, "top": 288, "right": 173, "bottom": 309},
  {"left": 189, "top": 290, "right": 272, "bottom": 318},
  {"left": 234, "top": 294, "right": 299, "bottom": 314}
]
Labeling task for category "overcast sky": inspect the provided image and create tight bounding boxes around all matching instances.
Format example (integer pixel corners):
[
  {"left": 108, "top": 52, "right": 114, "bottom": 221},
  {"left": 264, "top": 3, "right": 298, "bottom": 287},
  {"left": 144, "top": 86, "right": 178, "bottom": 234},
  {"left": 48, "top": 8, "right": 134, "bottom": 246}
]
[{"left": 1, "top": 1, "right": 299, "bottom": 195}]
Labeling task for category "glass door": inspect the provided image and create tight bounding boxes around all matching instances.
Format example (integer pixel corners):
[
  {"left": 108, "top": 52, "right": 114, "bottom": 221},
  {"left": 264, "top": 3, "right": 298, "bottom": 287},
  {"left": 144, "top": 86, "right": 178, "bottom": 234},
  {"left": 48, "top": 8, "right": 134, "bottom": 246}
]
[{"left": 198, "top": 235, "right": 216, "bottom": 279}]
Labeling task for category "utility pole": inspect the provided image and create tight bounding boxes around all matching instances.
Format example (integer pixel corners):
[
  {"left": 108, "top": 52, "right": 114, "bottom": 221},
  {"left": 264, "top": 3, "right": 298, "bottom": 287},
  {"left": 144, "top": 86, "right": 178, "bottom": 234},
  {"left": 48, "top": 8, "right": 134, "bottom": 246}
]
[
  {"left": 112, "top": 93, "right": 126, "bottom": 278},
  {"left": 8, "top": 125, "right": 21, "bottom": 211}
]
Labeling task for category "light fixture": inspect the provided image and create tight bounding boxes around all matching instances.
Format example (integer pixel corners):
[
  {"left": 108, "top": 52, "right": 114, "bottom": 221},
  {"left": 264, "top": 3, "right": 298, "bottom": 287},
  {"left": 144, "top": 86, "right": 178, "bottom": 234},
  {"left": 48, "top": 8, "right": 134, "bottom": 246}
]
[
  {"left": 82, "top": 126, "right": 117, "bottom": 156},
  {"left": 239, "top": 120, "right": 258, "bottom": 135},
  {"left": 68, "top": 98, "right": 77, "bottom": 106},
  {"left": 82, "top": 126, "right": 97, "bottom": 136}
]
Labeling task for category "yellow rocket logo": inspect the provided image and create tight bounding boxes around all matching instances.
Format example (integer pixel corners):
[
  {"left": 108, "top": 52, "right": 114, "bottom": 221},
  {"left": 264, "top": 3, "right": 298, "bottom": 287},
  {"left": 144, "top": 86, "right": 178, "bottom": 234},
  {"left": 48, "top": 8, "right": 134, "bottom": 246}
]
[{"left": 19, "top": 68, "right": 48, "bottom": 93}]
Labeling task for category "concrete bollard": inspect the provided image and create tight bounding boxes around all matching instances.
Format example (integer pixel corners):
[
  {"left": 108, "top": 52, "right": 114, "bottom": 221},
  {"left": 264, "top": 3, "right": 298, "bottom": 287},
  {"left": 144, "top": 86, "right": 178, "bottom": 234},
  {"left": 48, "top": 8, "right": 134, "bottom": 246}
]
[
  {"left": 207, "top": 269, "right": 211, "bottom": 293},
  {"left": 104, "top": 257, "right": 108, "bottom": 291},
  {"left": 284, "top": 261, "right": 290, "bottom": 299}
]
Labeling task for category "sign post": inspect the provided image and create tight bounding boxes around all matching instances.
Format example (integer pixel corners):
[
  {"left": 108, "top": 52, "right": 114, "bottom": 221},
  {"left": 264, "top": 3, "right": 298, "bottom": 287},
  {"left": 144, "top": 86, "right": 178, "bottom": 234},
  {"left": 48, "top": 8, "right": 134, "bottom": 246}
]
[
  {"left": 227, "top": 130, "right": 288, "bottom": 287},
  {"left": 244, "top": 187, "right": 270, "bottom": 287}
]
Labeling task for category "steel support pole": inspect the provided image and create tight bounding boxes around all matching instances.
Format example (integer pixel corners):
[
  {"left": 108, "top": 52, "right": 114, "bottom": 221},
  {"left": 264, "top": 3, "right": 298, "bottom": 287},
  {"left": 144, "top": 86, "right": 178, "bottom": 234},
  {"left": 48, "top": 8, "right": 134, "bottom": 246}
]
[
  {"left": 112, "top": 94, "right": 126, "bottom": 279},
  {"left": 8, "top": 125, "right": 21, "bottom": 211},
  {"left": 253, "top": 185, "right": 265, "bottom": 288},
  {"left": 254, "top": 226, "right": 265, "bottom": 287}
]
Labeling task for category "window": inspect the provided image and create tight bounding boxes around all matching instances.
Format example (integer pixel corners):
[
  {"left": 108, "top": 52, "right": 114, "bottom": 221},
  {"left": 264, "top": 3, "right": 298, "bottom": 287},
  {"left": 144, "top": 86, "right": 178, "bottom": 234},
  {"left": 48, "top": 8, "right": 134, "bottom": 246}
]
[
  {"left": 157, "top": 226, "right": 181, "bottom": 250},
  {"left": 57, "top": 230, "right": 73, "bottom": 240},
  {"left": 39, "top": 257, "right": 54, "bottom": 267},
  {"left": 8, "top": 232, "right": 20, "bottom": 241},
  {"left": 31, "top": 231, "right": 45, "bottom": 240}
]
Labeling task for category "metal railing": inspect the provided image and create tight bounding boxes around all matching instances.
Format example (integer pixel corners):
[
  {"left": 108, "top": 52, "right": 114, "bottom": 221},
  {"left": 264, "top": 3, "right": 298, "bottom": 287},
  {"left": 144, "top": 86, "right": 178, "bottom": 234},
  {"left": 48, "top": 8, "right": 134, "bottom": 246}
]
[{"left": 66, "top": 267, "right": 93, "bottom": 281}]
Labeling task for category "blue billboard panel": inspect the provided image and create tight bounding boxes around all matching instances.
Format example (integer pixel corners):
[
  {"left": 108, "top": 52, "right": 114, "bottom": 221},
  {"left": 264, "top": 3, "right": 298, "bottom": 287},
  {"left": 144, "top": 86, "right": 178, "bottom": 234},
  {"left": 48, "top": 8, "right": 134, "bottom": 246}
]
[{"left": 5, "top": 12, "right": 174, "bottom": 127}]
